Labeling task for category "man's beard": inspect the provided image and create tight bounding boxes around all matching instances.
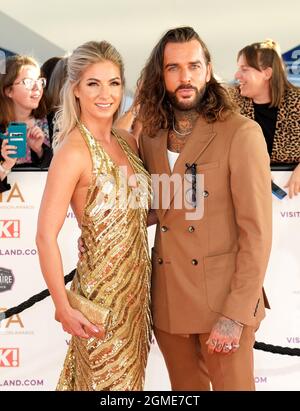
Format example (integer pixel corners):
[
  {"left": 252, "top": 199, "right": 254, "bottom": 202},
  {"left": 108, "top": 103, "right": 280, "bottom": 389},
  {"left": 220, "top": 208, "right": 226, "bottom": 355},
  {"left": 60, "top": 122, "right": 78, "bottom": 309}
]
[{"left": 167, "top": 84, "right": 206, "bottom": 111}]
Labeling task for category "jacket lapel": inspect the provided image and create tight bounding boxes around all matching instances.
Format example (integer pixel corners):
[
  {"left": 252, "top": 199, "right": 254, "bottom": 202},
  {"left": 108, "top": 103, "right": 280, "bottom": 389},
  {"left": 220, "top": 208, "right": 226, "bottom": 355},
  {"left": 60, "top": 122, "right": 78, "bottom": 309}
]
[
  {"left": 160, "top": 116, "right": 216, "bottom": 218},
  {"left": 151, "top": 129, "right": 171, "bottom": 177},
  {"left": 149, "top": 129, "right": 171, "bottom": 221}
]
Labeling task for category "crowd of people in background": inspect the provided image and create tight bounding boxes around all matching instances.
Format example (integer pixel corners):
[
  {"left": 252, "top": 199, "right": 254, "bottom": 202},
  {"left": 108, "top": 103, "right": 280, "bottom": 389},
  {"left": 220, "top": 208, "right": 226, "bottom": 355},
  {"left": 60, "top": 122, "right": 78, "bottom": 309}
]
[
  {"left": 0, "top": 55, "right": 54, "bottom": 192},
  {"left": 1, "top": 37, "right": 299, "bottom": 196},
  {"left": 0, "top": 54, "right": 69, "bottom": 191}
]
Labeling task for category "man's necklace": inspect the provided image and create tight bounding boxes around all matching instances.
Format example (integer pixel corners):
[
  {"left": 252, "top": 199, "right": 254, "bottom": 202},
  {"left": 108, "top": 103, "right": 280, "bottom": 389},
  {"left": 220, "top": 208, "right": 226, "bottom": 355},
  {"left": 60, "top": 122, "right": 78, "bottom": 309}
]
[{"left": 172, "top": 118, "right": 192, "bottom": 136}]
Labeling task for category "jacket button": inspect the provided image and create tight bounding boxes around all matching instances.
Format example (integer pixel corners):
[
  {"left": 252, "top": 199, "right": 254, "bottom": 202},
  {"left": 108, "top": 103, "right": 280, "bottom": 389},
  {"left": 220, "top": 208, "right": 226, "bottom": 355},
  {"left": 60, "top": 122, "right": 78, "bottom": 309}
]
[
  {"left": 203, "top": 190, "right": 209, "bottom": 198},
  {"left": 158, "top": 258, "right": 163, "bottom": 264},
  {"left": 188, "top": 226, "right": 195, "bottom": 233},
  {"left": 191, "top": 259, "right": 198, "bottom": 265},
  {"left": 161, "top": 226, "right": 168, "bottom": 232}
]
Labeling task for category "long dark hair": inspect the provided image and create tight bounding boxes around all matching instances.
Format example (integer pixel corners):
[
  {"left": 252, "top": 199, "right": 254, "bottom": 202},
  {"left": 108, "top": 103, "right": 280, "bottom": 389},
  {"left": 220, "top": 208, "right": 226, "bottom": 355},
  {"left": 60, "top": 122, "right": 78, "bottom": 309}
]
[{"left": 135, "top": 26, "right": 236, "bottom": 137}]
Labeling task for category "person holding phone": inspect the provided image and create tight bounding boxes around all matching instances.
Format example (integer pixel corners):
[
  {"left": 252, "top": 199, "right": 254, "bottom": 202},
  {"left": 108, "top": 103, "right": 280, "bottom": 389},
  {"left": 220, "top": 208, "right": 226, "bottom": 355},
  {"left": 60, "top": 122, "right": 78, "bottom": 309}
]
[
  {"left": 229, "top": 39, "right": 300, "bottom": 198},
  {"left": 0, "top": 55, "right": 52, "bottom": 193},
  {"left": 36, "top": 40, "right": 152, "bottom": 391}
]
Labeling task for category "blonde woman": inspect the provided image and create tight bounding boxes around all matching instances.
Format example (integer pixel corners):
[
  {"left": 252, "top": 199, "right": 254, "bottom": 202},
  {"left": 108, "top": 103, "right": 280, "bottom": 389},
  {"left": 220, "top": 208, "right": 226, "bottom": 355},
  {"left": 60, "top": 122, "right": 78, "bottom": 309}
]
[{"left": 36, "top": 41, "right": 152, "bottom": 391}]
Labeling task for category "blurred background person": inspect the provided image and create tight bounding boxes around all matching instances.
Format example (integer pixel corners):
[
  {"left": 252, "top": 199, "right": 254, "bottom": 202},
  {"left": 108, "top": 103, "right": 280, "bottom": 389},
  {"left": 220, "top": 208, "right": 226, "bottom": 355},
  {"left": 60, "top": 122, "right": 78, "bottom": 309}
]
[
  {"left": 0, "top": 55, "right": 53, "bottom": 192},
  {"left": 114, "top": 103, "right": 142, "bottom": 142},
  {"left": 114, "top": 85, "right": 143, "bottom": 142},
  {"left": 40, "top": 56, "right": 62, "bottom": 90},
  {"left": 45, "top": 57, "right": 68, "bottom": 138},
  {"left": 229, "top": 39, "right": 300, "bottom": 198}
]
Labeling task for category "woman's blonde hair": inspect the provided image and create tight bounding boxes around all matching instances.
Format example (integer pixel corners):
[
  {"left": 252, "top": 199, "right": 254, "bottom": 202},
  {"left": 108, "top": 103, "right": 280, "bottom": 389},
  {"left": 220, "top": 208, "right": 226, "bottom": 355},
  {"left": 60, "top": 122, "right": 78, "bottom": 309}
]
[{"left": 53, "top": 41, "right": 125, "bottom": 147}]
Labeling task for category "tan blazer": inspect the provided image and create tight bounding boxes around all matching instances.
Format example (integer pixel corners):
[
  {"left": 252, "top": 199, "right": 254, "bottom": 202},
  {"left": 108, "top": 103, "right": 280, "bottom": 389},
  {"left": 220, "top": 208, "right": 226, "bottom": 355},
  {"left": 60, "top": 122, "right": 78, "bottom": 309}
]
[{"left": 139, "top": 113, "right": 272, "bottom": 334}]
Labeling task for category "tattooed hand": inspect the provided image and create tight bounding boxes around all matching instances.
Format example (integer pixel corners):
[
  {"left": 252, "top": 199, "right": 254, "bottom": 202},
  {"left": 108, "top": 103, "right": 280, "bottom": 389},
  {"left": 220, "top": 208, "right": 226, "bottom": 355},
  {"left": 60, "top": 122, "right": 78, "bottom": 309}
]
[{"left": 206, "top": 316, "right": 243, "bottom": 355}]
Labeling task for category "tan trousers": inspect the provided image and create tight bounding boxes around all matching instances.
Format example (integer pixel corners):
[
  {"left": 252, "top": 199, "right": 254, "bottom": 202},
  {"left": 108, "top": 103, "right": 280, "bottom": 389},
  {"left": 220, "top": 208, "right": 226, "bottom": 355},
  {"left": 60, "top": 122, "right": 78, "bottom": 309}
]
[{"left": 154, "top": 326, "right": 256, "bottom": 391}]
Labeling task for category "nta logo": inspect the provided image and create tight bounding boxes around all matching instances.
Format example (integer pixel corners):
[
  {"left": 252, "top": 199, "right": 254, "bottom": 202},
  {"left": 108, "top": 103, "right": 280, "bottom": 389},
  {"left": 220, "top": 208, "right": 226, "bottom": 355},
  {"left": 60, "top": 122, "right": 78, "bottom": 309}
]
[
  {"left": 0, "top": 309, "right": 24, "bottom": 329},
  {"left": 0, "top": 183, "right": 25, "bottom": 203}
]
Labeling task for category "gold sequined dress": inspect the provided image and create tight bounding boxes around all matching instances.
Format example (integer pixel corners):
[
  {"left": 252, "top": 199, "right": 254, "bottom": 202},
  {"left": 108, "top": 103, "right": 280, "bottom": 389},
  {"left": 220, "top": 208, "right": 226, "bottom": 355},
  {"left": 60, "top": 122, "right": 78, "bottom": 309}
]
[{"left": 57, "top": 124, "right": 152, "bottom": 391}]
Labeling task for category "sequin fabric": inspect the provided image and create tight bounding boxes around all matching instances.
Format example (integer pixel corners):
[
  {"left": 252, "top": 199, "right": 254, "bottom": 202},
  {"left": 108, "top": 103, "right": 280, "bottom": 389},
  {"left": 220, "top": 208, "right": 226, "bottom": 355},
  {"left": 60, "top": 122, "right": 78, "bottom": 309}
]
[{"left": 56, "top": 124, "right": 152, "bottom": 391}]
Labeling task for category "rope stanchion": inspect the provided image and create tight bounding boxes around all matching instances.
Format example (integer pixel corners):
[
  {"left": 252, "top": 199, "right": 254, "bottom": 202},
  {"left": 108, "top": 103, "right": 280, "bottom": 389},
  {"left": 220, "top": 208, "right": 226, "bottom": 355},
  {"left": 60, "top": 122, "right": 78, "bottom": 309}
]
[
  {"left": 1, "top": 267, "right": 300, "bottom": 357},
  {"left": 254, "top": 341, "right": 300, "bottom": 356},
  {"left": 0, "top": 269, "right": 76, "bottom": 321}
]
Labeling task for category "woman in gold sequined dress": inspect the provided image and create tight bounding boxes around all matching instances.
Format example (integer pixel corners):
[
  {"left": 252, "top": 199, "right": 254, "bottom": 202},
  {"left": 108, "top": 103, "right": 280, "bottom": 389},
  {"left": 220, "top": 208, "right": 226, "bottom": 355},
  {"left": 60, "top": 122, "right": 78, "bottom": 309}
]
[{"left": 36, "top": 41, "right": 152, "bottom": 391}]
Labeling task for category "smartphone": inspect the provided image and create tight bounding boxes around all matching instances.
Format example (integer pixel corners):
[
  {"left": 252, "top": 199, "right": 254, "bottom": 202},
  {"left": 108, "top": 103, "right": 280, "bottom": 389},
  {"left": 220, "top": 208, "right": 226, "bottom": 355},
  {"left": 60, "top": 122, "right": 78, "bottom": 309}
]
[
  {"left": 7, "top": 122, "right": 27, "bottom": 158},
  {"left": 271, "top": 181, "right": 287, "bottom": 200}
]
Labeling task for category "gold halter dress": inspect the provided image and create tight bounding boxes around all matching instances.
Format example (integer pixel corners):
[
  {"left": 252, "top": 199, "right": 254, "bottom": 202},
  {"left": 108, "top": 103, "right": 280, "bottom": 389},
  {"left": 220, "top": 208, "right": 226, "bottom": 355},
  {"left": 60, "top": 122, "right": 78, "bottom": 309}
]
[{"left": 57, "top": 124, "right": 152, "bottom": 391}]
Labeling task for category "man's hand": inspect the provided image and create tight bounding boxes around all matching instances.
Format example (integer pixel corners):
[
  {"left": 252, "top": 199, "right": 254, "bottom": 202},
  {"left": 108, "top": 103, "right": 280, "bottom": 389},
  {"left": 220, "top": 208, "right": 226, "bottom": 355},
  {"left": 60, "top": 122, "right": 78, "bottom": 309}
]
[
  {"left": 206, "top": 315, "right": 243, "bottom": 355},
  {"left": 77, "top": 236, "right": 85, "bottom": 259}
]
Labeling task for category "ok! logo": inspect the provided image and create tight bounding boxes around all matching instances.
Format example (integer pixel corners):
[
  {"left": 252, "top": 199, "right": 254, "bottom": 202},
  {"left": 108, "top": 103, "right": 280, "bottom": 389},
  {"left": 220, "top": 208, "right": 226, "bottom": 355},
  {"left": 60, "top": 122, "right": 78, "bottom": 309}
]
[
  {"left": 0, "top": 220, "right": 20, "bottom": 238},
  {"left": 0, "top": 348, "right": 20, "bottom": 367}
]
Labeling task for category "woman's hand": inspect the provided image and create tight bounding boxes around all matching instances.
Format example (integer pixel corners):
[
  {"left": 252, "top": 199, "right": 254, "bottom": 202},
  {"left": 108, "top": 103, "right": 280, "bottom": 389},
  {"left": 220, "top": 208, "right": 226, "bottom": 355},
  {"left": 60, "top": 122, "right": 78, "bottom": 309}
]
[
  {"left": 284, "top": 164, "right": 300, "bottom": 198},
  {"left": 27, "top": 125, "right": 45, "bottom": 157},
  {"left": 1, "top": 138, "right": 17, "bottom": 169},
  {"left": 55, "top": 305, "right": 105, "bottom": 339}
]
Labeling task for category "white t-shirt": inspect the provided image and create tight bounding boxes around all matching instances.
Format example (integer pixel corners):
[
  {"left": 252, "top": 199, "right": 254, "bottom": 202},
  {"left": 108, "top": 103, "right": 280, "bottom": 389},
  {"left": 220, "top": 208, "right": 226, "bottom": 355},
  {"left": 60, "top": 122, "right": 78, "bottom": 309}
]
[{"left": 167, "top": 149, "right": 180, "bottom": 172}]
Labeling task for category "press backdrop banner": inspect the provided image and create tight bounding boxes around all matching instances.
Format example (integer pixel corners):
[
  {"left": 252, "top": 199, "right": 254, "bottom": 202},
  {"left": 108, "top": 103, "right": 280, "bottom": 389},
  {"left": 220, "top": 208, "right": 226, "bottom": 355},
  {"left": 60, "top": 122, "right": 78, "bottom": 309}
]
[{"left": 0, "top": 170, "right": 299, "bottom": 391}]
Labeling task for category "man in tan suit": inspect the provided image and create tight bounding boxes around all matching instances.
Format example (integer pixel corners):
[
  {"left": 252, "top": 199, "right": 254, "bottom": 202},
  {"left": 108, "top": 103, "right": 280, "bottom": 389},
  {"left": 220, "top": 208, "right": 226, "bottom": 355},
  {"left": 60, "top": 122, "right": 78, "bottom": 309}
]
[{"left": 136, "top": 27, "right": 272, "bottom": 390}]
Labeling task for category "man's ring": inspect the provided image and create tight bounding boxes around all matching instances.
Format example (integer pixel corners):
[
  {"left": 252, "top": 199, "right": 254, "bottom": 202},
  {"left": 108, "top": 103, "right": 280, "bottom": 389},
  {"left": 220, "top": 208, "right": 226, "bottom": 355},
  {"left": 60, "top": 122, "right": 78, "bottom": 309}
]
[{"left": 223, "top": 343, "right": 232, "bottom": 351}]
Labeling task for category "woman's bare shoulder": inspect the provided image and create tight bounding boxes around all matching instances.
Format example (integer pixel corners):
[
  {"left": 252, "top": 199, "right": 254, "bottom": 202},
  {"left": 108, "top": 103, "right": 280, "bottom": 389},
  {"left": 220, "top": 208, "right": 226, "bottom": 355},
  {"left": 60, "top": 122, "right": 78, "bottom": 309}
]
[
  {"left": 51, "top": 128, "right": 89, "bottom": 173},
  {"left": 56, "top": 128, "right": 86, "bottom": 155}
]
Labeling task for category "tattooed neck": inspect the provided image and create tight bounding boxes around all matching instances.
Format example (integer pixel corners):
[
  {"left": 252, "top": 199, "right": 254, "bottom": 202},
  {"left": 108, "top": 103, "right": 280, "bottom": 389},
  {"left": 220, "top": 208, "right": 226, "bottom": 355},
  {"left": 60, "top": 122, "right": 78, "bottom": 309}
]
[
  {"left": 173, "top": 109, "right": 199, "bottom": 135},
  {"left": 168, "top": 110, "right": 199, "bottom": 153}
]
